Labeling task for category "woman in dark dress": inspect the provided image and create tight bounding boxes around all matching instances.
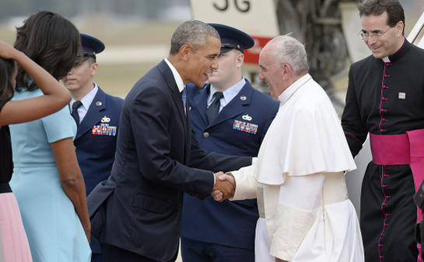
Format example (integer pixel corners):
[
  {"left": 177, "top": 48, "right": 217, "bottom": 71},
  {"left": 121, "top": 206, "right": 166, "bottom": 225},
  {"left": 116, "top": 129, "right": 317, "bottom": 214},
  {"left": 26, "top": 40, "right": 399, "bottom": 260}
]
[{"left": 0, "top": 40, "right": 71, "bottom": 262}]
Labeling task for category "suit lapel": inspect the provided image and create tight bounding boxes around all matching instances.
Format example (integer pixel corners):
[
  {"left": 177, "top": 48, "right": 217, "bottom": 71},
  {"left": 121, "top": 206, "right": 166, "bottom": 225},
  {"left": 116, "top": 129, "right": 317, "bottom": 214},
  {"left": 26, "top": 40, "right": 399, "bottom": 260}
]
[
  {"left": 157, "top": 60, "right": 189, "bottom": 160},
  {"left": 157, "top": 61, "right": 187, "bottom": 128},
  {"left": 207, "top": 82, "right": 254, "bottom": 129},
  {"left": 75, "top": 88, "right": 107, "bottom": 140},
  {"left": 185, "top": 99, "right": 192, "bottom": 164}
]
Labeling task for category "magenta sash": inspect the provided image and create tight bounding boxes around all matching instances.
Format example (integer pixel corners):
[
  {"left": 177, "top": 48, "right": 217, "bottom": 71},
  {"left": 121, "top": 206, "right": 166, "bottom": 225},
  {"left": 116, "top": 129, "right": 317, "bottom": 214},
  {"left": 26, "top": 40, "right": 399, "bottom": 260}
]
[
  {"left": 370, "top": 130, "right": 424, "bottom": 218},
  {"left": 370, "top": 130, "right": 424, "bottom": 262}
]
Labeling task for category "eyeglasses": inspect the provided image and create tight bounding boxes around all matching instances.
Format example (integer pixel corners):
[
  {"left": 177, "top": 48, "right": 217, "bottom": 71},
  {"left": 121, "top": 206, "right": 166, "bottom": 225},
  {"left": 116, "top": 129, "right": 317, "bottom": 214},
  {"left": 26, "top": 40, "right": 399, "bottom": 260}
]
[{"left": 359, "top": 27, "right": 393, "bottom": 40}]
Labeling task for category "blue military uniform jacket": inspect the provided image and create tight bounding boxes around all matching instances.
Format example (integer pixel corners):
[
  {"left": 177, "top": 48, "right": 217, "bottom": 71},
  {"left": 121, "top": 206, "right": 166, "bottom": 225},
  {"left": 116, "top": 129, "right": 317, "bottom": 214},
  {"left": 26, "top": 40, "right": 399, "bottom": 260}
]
[
  {"left": 182, "top": 80, "right": 279, "bottom": 250},
  {"left": 74, "top": 87, "right": 123, "bottom": 255},
  {"left": 74, "top": 87, "right": 123, "bottom": 194}
]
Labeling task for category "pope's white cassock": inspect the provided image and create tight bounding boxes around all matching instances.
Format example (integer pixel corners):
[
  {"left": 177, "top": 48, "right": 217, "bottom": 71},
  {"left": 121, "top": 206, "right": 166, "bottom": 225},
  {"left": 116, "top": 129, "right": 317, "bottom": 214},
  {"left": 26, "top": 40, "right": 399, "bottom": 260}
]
[{"left": 230, "top": 74, "right": 364, "bottom": 262}]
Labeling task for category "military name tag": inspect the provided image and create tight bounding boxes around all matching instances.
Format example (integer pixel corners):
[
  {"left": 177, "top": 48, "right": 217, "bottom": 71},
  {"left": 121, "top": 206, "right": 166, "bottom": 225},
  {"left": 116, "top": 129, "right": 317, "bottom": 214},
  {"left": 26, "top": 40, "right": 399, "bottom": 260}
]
[
  {"left": 233, "top": 120, "right": 258, "bottom": 134},
  {"left": 92, "top": 124, "right": 117, "bottom": 136}
]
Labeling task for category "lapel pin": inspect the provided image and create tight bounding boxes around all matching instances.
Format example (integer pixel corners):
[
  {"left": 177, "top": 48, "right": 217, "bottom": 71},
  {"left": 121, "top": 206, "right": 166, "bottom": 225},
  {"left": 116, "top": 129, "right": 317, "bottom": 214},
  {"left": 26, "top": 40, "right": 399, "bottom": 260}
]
[
  {"left": 240, "top": 95, "right": 247, "bottom": 101},
  {"left": 96, "top": 101, "right": 103, "bottom": 107},
  {"left": 398, "top": 92, "right": 406, "bottom": 100},
  {"left": 101, "top": 116, "right": 111, "bottom": 123},
  {"left": 242, "top": 114, "right": 253, "bottom": 121}
]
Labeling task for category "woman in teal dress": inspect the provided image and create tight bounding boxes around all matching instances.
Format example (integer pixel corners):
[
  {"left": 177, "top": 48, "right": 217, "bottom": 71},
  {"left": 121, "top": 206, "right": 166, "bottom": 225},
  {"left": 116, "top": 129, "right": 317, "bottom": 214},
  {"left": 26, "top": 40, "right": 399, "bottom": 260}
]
[
  {"left": 0, "top": 39, "right": 71, "bottom": 262},
  {"left": 9, "top": 11, "right": 91, "bottom": 262}
]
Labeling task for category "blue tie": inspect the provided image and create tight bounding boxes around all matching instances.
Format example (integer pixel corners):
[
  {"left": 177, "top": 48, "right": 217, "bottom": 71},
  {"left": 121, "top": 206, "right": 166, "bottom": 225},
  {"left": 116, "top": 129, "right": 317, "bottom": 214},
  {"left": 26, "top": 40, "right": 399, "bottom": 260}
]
[
  {"left": 181, "top": 88, "right": 187, "bottom": 114},
  {"left": 71, "top": 101, "right": 82, "bottom": 126},
  {"left": 206, "top": 92, "right": 223, "bottom": 124}
]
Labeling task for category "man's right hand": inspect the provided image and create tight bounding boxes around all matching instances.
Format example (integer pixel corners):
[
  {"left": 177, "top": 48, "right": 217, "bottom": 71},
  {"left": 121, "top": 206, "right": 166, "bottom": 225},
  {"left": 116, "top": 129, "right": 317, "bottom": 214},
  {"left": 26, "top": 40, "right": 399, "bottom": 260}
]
[{"left": 212, "top": 172, "right": 235, "bottom": 202}]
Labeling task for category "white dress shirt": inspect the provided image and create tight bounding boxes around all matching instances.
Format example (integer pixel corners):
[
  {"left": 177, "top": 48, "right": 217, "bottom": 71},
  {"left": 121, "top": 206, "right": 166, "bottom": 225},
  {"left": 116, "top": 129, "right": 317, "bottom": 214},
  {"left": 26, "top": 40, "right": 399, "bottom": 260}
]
[
  {"left": 164, "top": 58, "right": 185, "bottom": 93},
  {"left": 208, "top": 78, "right": 246, "bottom": 112},
  {"left": 70, "top": 84, "right": 99, "bottom": 124}
]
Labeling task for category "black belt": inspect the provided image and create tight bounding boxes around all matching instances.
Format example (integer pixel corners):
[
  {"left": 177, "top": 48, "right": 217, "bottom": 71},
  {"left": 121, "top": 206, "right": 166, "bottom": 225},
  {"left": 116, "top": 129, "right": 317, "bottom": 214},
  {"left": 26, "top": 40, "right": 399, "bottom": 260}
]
[{"left": 0, "top": 183, "right": 12, "bottom": 194}]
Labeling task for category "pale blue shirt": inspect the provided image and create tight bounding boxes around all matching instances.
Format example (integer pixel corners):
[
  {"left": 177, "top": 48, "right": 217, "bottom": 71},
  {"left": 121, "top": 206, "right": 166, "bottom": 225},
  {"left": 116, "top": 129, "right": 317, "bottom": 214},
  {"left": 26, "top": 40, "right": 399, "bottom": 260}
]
[
  {"left": 208, "top": 78, "right": 246, "bottom": 112},
  {"left": 70, "top": 83, "right": 99, "bottom": 123}
]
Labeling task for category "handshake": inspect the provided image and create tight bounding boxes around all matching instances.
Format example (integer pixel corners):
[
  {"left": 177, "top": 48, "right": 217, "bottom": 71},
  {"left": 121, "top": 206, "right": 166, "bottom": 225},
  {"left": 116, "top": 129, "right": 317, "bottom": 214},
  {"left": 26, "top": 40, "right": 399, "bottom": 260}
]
[{"left": 212, "top": 172, "right": 235, "bottom": 202}]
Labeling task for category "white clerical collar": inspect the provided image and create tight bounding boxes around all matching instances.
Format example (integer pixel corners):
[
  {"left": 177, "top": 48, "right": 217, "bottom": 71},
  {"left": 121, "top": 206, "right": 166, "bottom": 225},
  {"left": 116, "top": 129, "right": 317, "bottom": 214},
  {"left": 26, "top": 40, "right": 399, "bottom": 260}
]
[
  {"left": 382, "top": 57, "right": 390, "bottom": 63},
  {"left": 278, "top": 74, "right": 311, "bottom": 104},
  {"left": 71, "top": 83, "right": 99, "bottom": 111},
  {"left": 209, "top": 78, "right": 246, "bottom": 106},
  {"left": 164, "top": 58, "right": 185, "bottom": 93}
]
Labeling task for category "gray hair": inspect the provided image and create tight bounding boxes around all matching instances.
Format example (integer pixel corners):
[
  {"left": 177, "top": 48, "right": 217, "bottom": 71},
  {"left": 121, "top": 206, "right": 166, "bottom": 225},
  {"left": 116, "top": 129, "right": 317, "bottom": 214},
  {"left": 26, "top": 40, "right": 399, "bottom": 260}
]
[
  {"left": 267, "top": 35, "right": 309, "bottom": 75},
  {"left": 170, "top": 20, "right": 220, "bottom": 55}
]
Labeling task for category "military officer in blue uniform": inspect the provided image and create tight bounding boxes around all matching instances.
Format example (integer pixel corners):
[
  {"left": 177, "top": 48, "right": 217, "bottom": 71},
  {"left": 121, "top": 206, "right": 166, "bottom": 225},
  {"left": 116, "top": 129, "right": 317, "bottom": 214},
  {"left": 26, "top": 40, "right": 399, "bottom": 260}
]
[
  {"left": 63, "top": 34, "right": 123, "bottom": 262},
  {"left": 181, "top": 24, "right": 279, "bottom": 262}
]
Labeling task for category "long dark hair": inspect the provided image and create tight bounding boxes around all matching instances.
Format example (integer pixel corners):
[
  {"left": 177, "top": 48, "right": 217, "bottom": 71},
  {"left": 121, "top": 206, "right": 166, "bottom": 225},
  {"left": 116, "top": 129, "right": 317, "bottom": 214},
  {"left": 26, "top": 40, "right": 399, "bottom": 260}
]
[
  {"left": 14, "top": 10, "right": 81, "bottom": 91},
  {"left": 0, "top": 58, "right": 16, "bottom": 100}
]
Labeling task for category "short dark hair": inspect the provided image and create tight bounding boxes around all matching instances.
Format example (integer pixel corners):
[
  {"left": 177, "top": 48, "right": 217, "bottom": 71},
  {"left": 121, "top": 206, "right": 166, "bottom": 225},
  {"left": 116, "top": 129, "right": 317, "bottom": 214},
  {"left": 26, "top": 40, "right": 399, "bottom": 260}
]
[
  {"left": 358, "top": 0, "right": 405, "bottom": 27},
  {"left": 170, "top": 20, "right": 219, "bottom": 55},
  {"left": 0, "top": 58, "right": 16, "bottom": 100},
  {"left": 73, "top": 55, "right": 96, "bottom": 69},
  {"left": 14, "top": 10, "right": 81, "bottom": 91}
]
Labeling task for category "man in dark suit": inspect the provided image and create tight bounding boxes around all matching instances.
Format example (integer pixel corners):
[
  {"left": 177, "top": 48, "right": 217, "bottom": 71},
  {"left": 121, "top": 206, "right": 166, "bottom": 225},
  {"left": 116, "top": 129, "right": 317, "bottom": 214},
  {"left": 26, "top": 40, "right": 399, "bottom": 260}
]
[
  {"left": 63, "top": 34, "right": 124, "bottom": 262},
  {"left": 181, "top": 24, "right": 279, "bottom": 262},
  {"left": 87, "top": 20, "right": 252, "bottom": 262}
]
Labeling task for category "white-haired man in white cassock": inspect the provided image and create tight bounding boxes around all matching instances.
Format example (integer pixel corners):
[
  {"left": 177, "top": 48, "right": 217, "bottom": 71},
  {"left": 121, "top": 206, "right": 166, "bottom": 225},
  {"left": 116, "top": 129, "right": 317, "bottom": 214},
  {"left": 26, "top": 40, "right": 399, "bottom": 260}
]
[{"left": 213, "top": 35, "right": 365, "bottom": 262}]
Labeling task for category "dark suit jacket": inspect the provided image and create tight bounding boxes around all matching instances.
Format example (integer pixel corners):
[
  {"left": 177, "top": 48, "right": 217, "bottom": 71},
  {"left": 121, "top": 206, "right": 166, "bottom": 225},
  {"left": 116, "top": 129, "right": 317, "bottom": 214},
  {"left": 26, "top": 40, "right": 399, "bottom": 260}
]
[
  {"left": 87, "top": 60, "right": 251, "bottom": 262},
  {"left": 182, "top": 82, "right": 278, "bottom": 250},
  {"left": 73, "top": 87, "right": 123, "bottom": 255}
]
